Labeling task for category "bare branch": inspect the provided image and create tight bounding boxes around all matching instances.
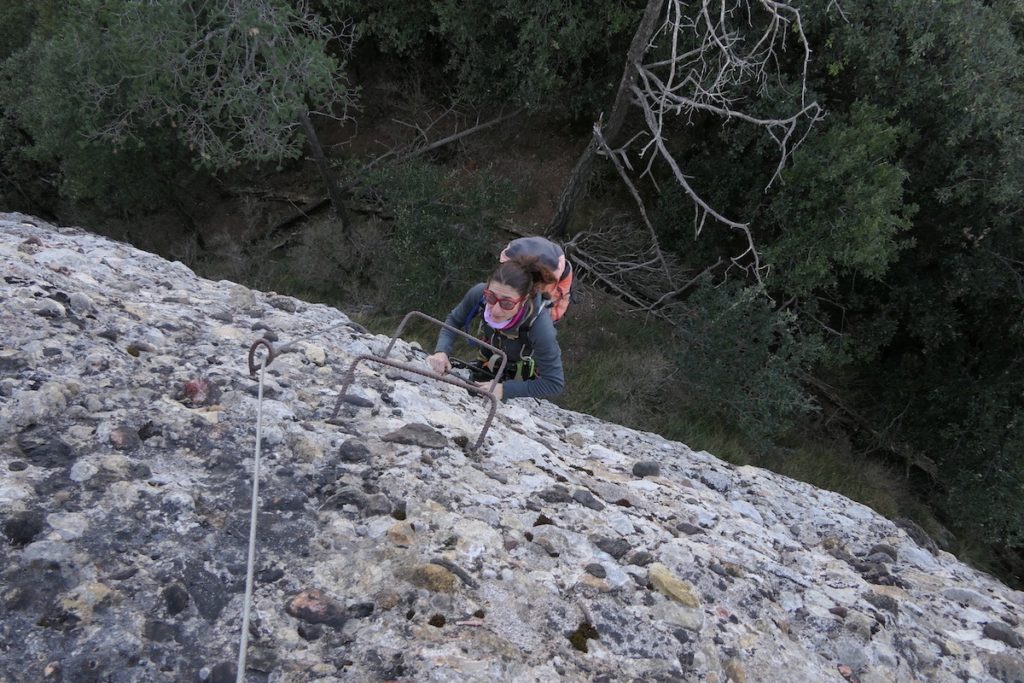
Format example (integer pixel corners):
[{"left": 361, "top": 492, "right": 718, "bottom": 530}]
[
  {"left": 345, "top": 107, "right": 525, "bottom": 187},
  {"left": 566, "top": 213, "right": 716, "bottom": 319},
  {"left": 405, "top": 108, "right": 525, "bottom": 160},
  {"left": 648, "top": 258, "right": 724, "bottom": 309},
  {"left": 260, "top": 107, "right": 526, "bottom": 242},
  {"left": 593, "top": 124, "right": 676, "bottom": 289},
  {"left": 800, "top": 372, "right": 938, "bottom": 479},
  {"left": 572, "top": 246, "right": 669, "bottom": 315},
  {"left": 631, "top": 82, "right": 769, "bottom": 285},
  {"left": 546, "top": 0, "right": 665, "bottom": 237},
  {"left": 566, "top": 0, "right": 824, "bottom": 297},
  {"left": 826, "top": 0, "right": 850, "bottom": 23},
  {"left": 984, "top": 248, "right": 1024, "bottom": 298}
]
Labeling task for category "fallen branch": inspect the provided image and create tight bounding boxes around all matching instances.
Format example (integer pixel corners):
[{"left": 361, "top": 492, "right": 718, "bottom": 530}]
[
  {"left": 648, "top": 258, "right": 723, "bottom": 309},
  {"left": 346, "top": 106, "right": 525, "bottom": 187},
  {"left": 568, "top": 242, "right": 676, "bottom": 324}
]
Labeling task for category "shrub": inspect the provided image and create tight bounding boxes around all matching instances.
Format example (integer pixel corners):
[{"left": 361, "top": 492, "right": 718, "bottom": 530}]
[
  {"left": 362, "top": 160, "right": 514, "bottom": 315},
  {"left": 672, "top": 279, "right": 823, "bottom": 445},
  {"left": 0, "top": 0, "right": 355, "bottom": 210},
  {"left": 324, "top": 0, "right": 637, "bottom": 114}
]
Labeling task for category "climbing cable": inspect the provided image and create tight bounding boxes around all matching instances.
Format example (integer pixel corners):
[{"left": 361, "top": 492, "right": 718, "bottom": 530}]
[{"left": 236, "top": 352, "right": 266, "bottom": 682}]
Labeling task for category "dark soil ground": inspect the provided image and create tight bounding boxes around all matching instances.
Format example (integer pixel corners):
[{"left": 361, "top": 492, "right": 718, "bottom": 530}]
[{"left": 194, "top": 95, "right": 587, "bottom": 263}]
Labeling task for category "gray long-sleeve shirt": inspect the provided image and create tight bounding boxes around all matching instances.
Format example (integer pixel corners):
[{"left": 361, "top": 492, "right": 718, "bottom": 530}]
[{"left": 435, "top": 283, "right": 564, "bottom": 400}]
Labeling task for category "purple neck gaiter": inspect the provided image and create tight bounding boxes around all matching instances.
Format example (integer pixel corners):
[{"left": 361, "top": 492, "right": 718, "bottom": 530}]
[{"left": 484, "top": 301, "right": 527, "bottom": 330}]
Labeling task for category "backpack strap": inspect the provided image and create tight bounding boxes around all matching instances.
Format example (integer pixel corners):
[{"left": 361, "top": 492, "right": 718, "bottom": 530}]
[
  {"left": 558, "top": 259, "right": 573, "bottom": 284},
  {"left": 520, "top": 296, "right": 549, "bottom": 335},
  {"left": 512, "top": 294, "right": 548, "bottom": 361}
]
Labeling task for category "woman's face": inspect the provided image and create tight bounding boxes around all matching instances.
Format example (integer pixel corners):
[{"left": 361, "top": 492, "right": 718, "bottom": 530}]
[{"left": 484, "top": 281, "right": 526, "bottom": 323}]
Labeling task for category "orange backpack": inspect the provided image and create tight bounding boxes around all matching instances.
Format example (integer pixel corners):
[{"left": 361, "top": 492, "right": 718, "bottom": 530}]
[{"left": 499, "top": 237, "right": 574, "bottom": 323}]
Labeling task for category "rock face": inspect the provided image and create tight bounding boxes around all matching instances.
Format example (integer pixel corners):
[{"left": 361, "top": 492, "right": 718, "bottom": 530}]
[{"left": 1, "top": 212, "right": 1022, "bottom": 683}]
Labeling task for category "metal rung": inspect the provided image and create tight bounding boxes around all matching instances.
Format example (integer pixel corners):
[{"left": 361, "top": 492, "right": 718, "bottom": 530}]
[{"left": 331, "top": 311, "right": 508, "bottom": 451}]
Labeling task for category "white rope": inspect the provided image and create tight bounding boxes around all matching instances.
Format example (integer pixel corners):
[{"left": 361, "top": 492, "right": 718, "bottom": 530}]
[{"left": 236, "top": 355, "right": 266, "bottom": 682}]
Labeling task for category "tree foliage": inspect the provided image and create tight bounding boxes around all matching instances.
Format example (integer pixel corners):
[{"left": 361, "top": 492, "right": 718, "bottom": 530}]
[
  {"left": 569, "top": 0, "right": 1023, "bottom": 554},
  {"left": 324, "top": 0, "right": 639, "bottom": 113},
  {"left": 0, "top": 2, "right": 39, "bottom": 60},
  {"left": 0, "top": 0, "right": 355, "bottom": 208},
  {"left": 673, "top": 279, "right": 824, "bottom": 445},
  {"left": 361, "top": 160, "right": 514, "bottom": 314},
  {"left": 764, "top": 102, "right": 915, "bottom": 298},
  {"left": 804, "top": 0, "right": 1024, "bottom": 549}
]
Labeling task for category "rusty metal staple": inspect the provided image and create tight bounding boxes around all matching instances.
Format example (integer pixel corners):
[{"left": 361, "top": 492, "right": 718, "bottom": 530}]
[{"left": 247, "top": 311, "right": 508, "bottom": 451}]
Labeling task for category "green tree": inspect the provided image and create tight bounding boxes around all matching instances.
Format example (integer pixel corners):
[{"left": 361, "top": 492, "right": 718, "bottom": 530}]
[
  {"left": 674, "top": 279, "right": 824, "bottom": 445},
  {"left": 324, "top": 0, "right": 639, "bottom": 113},
  {"left": 676, "top": 0, "right": 1024, "bottom": 562},
  {"left": 0, "top": 2, "right": 40, "bottom": 59},
  {"left": 0, "top": 0, "right": 356, "bottom": 209},
  {"left": 764, "top": 102, "right": 915, "bottom": 300},
  {"left": 637, "top": 0, "right": 1023, "bottom": 562},
  {"left": 366, "top": 160, "right": 514, "bottom": 314}
]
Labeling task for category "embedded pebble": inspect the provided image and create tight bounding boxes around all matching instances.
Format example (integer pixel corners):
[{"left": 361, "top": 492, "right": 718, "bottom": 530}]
[{"left": 632, "top": 461, "right": 660, "bottom": 477}]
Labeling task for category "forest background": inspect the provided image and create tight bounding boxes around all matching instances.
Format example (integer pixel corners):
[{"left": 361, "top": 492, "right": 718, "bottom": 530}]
[{"left": 1, "top": 0, "right": 1021, "bottom": 588}]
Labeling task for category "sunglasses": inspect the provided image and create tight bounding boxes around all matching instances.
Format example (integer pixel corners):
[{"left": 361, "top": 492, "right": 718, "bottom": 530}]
[{"left": 483, "top": 288, "right": 525, "bottom": 311}]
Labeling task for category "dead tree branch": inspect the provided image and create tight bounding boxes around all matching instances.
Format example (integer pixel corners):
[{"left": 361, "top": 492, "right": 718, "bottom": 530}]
[
  {"left": 354, "top": 107, "right": 525, "bottom": 182},
  {"left": 546, "top": 0, "right": 665, "bottom": 237},
  {"left": 565, "top": 213, "right": 713, "bottom": 320},
  {"left": 648, "top": 258, "right": 723, "bottom": 309},
  {"left": 550, "top": 0, "right": 825, "bottom": 289},
  {"left": 800, "top": 372, "right": 939, "bottom": 479},
  {"left": 299, "top": 110, "right": 348, "bottom": 225},
  {"left": 593, "top": 125, "right": 675, "bottom": 290},
  {"left": 568, "top": 246, "right": 676, "bottom": 324}
]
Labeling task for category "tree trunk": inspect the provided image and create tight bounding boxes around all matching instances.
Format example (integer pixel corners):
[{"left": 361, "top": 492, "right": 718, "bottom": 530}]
[
  {"left": 546, "top": 0, "right": 663, "bottom": 239},
  {"left": 298, "top": 110, "right": 348, "bottom": 227}
]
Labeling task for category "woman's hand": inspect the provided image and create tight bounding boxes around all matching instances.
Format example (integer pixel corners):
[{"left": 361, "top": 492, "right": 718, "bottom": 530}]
[
  {"left": 475, "top": 381, "right": 503, "bottom": 400},
  {"left": 426, "top": 351, "right": 451, "bottom": 375}
]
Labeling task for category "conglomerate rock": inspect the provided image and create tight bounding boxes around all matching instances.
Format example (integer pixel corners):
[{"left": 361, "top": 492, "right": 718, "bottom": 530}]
[{"left": 1, "top": 213, "right": 1022, "bottom": 682}]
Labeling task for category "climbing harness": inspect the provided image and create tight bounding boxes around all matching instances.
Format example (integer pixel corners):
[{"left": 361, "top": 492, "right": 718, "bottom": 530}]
[
  {"left": 474, "top": 317, "right": 540, "bottom": 382},
  {"left": 457, "top": 292, "right": 547, "bottom": 385}
]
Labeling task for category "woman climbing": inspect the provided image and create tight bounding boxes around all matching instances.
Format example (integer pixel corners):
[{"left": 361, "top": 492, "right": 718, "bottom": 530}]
[{"left": 426, "top": 256, "right": 565, "bottom": 401}]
